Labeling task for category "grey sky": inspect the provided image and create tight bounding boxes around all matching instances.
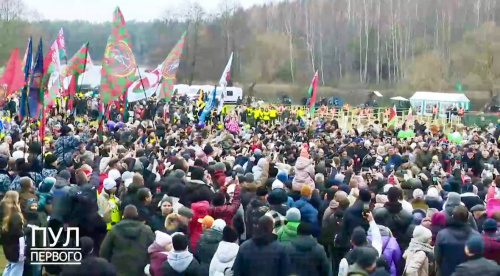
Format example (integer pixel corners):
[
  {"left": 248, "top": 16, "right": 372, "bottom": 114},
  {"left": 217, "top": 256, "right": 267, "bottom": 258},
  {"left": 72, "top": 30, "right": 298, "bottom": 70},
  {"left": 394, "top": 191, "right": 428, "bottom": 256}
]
[{"left": 24, "top": 0, "right": 278, "bottom": 22}]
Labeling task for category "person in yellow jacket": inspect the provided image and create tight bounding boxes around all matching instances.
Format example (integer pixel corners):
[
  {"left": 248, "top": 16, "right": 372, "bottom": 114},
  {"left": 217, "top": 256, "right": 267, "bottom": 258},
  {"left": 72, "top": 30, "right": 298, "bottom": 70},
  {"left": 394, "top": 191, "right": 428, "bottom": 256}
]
[
  {"left": 221, "top": 105, "right": 228, "bottom": 121},
  {"left": 269, "top": 106, "right": 277, "bottom": 125},
  {"left": 246, "top": 107, "right": 254, "bottom": 125},
  {"left": 98, "top": 178, "right": 121, "bottom": 230},
  {"left": 297, "top": 107, "right": 304, "bottom": 119},
  {"left": 254, "top": 107, "right": 261, "bottom": 124},
  {"left": 263, "top": 108, "right": 270, "bottom": 125}
]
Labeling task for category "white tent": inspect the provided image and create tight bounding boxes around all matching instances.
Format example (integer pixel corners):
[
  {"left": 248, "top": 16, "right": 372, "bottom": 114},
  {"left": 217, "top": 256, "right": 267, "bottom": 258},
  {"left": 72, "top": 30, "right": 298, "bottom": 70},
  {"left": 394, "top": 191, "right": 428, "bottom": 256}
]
[
  {"left": 390, "top": 96, "right": 409, "bottom": 101},
  {"left": 409, "top": 91, "right": 470, "bottom": 116}
]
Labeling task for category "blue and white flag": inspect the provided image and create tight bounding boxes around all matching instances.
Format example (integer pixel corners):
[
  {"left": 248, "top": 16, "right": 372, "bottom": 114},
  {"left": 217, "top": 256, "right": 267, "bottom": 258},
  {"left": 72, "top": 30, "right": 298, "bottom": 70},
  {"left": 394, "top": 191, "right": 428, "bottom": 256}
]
[{"left": 199, "top": 86, "right": 217, "bottom": 123}]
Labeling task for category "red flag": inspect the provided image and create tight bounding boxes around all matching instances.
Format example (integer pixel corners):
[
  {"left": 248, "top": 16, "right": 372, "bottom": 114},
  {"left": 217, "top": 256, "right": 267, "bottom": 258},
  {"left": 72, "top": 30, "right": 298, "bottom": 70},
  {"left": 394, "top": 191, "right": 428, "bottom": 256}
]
[
  {"left": 66, "top": 75, "right": 76, "bottom": 110},
  {"left": 0, "top": 48, "right": 25, "bottom": 100}
]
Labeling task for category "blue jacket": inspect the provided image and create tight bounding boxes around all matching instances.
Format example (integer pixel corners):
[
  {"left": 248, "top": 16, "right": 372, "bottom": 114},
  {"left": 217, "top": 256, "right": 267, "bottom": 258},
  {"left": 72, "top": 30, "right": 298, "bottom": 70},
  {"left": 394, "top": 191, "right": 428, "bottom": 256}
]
[
  {"left": 435, "top": 220, "right": 481, "bottom": 276},
  {"left": 385, "top": 154, "right": 403, "bottom": 174},
  {"left": 292, "top": 197, "right": 319, "bottom": 237}
]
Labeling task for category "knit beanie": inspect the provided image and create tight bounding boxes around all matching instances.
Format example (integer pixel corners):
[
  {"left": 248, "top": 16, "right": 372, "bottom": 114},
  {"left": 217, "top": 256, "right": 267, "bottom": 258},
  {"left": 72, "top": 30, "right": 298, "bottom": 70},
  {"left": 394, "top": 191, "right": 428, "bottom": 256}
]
[
  {"left": 465, "top": 235, "right": 484, "bottom": 255},
  {"left": 413, "top": 225, "right": 432, "bottom": 243},
  {"left": 351, "top": 227, "right": 367, "bottom": 246},
  {"left": 413, "top": 189, "right": 424, "bottom": 200},
  {"left": 300, "top": 185, "right": 313, "bottom": 197},
  {"left": 286, "top": 207, "right": 301, "bottom": 222},
  {"left": 277, "top": 172, "right": 288, "bottom": 183},
  {"left": 447, "top": 192, "right": 461, "bottom": 205},
  {"left": 483, "top": 218, "right": 498, "bottom": 232}
]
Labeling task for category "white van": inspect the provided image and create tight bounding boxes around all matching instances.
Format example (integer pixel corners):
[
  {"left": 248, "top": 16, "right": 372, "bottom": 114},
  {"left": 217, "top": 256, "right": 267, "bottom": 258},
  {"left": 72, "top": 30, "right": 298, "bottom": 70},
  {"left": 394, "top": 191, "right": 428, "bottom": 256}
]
[{"left": 175, "top": 85, "right": 243, "bottom": 104}]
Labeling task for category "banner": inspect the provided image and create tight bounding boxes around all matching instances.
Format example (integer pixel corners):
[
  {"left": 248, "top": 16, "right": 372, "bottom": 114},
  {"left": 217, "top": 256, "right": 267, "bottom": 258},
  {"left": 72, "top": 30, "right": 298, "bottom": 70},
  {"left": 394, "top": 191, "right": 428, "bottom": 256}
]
[
  {"left": 217, "top": 52, "right": 233, "bottom": 114},
  {"left": 126, "top": 67, "right": 161, "bottom": 102},
  {"left": 199, "top": 86, "right": 217, "bottom": 123}
]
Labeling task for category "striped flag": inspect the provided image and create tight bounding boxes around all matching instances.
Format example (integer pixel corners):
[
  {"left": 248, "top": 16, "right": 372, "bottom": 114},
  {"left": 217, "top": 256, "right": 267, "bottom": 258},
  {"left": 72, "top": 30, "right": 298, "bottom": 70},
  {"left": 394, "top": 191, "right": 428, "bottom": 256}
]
[{"left": 308, "top": 71, "right": 319, "bottom": 116}]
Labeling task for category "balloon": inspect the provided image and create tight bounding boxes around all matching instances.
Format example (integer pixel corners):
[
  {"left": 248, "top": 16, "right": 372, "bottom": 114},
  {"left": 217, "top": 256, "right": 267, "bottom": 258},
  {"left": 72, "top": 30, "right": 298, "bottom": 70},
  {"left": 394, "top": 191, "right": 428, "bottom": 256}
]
[
  {"left": 452, "top": 132, "right": 462, "bottom": 143},
  {"left": 106, "top": 121, "right": 115, "bottom": 129},
  {"left": 398, "top": 129, "right": 414, "bottom": 138}
]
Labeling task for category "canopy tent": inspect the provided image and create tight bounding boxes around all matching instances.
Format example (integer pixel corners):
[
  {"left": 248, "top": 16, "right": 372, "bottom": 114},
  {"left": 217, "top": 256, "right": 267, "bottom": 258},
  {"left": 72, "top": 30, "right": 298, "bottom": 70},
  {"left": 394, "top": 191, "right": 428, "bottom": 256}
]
[
  {"left": 409, "top": 91, "right": 470, "bottom": 116},
  {"left": 390, "top": 96, "right": 409, "bottom": 101}
]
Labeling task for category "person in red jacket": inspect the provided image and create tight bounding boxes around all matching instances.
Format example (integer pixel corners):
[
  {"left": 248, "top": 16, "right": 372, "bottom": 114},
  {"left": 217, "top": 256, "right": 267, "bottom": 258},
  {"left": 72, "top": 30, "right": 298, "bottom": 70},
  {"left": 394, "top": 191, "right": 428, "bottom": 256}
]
[
  {"left": 481, "top": 218, "right": 500, "bottom": 264},
  {"left": 212, "top": 162, "right": 227, "bottom": 190},
  {"left": 209, "top": 183, "right": 241, "bottom": 226}
]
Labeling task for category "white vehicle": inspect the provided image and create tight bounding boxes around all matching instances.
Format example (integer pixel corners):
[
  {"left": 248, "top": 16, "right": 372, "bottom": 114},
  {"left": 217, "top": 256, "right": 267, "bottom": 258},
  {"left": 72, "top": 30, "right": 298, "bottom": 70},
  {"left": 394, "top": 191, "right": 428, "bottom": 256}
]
[{"left": 174, "top": 84, "right": 242, "bottom": 104}]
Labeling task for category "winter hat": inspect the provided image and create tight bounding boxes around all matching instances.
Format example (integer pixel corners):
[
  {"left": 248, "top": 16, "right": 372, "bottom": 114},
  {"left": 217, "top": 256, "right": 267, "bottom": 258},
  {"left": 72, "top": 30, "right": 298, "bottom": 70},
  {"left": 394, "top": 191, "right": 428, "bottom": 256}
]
[
  {"left": 45, "top": 154, "right": 58, "bottom": 165},
  {"left": 431, "top": 212, "right": 446, "bottom": 226},
  {"left": 413, "top": 225, "right": 432, "bottom": 243},
  {"left": 465, "top": 235, "right": 484, "bottom": 255},
  {"left": 222, "top": 226, "right": 238, "bottom": 243},
  {"left": 203, "top": 144, "right": 214, "bottom": 156},
  {"left": 412, "top": 209, "right": 426, "bottom": 225},
  {"left": 277, "top": 172, "right": 288, "bottom": 183},
  {"left": 267, "top": 188, "right": 288, "bottom": 205},
  {"left": 244, "top": 173, "right": 254, "bottom": 183},
  {"left": 212, "top": 219, "right": 227, "bottom": 232},
  {"left": 351, "top": 226, "right": 367, "bottom": 246},
  {"left": 178, "top": 206, "right": 193, "bottom": 218},
  {"left": 300, "top": 148, "right": 309, "bottom": 158},
  {"left": 103, "top": 178, "right": 116, "bottom": 190},
  {"left": 383, "top": 184, "right": 393, "bottom": 194},
  {"left": 286, "top": 207, "right": 301, "bottom": 222},
  {"left": 108, "top": 169, "right": 121, "bottom": 181},
  {"left": 387, "top": 187, "right": 400, "bottom": 202},
  {"left": 234, "top": 166, "right": 245, "bottom": 176},
  {"left": 447, "top": 192, "right": 461, "bottom": 205},
  {"left": 154, "top": 230, "right": 172, "bottom": 248},
  {"left": 300, "top": 185, "right": 313, "bottom": 197},
  {"left": 483, "top": 218, "right": 498, "bottom": 232},
  {"left": 272, "top": 179, "right": 284, "bottom": 190},
  {"left": 171, "top": 169, "right": 186, "bottom": 179},
  {"left": 40, "top": 177, "right": 56, "bottom": 193},
  {"left": 214, "top": 162, "right": 226, "bottom": 172},
  {"left": 427, "top": 187, "right": 439, "bottom": 198},
  {"left": 253, "top": 148, "right": 262, "bottom": 157},
  {"left": 359, "top": 189, "right": 371, "bottom": 202},
  {"left": 375, "top": 194, "right": 388, "bottom": 204},
  {"left": 413, "top": 189, "right": 424, "bottom": 200}
]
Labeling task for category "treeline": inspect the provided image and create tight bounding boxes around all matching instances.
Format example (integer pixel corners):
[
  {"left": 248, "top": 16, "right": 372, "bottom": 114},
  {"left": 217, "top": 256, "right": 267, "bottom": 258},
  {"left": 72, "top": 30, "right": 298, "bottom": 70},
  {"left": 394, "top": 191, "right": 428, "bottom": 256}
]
[{"left": 2, "top": 0, "right": 500, "bottom": 92}]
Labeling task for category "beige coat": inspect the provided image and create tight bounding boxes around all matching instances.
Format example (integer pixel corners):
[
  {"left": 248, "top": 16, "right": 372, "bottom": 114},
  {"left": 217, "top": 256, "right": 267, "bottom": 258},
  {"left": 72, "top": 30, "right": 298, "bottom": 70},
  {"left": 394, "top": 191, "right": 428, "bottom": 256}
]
[
  {"left": 97, "top": 190, "right": 120, "bottom": 224},
  {"left": 403, "top": 250, "right": 429, "bottom": 276}
]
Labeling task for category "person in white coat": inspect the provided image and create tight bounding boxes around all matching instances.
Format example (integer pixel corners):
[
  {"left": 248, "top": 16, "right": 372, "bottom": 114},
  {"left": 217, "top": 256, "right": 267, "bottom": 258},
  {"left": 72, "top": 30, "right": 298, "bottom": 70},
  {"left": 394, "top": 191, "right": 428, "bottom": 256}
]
[{"left": 209, "top": 226, "right": 240, "bottom": 276}]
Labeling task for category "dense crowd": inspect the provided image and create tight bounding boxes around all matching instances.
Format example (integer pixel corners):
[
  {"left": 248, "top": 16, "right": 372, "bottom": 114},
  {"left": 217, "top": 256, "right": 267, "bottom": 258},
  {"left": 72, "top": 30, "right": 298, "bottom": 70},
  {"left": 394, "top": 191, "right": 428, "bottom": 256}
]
[{"left": 0, "top": 96, "right": 500, "bottom": 276}]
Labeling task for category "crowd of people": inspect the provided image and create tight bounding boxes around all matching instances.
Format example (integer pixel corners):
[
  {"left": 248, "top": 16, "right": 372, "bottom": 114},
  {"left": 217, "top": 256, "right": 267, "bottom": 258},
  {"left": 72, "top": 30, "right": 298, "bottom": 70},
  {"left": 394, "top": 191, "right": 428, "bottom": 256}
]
[{"left": 0, "top": 96, "right": 500, "bottom": 276}]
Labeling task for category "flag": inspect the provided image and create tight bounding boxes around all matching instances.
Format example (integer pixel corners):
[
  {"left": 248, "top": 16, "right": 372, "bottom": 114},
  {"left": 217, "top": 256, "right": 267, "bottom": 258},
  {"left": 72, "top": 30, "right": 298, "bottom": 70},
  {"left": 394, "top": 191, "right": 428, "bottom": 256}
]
[
  {"left": 217, "top": 52, "right": 233, "bottom": 114},
  {"left": 100, "top": 7, "right": 137, "bottom": 105},
  {"left": 44, "top": 39, "right": 62, "bottom": 76},
  {"left": 308, "top": 71, "right": 319, "bottom": 116},
  {"left": 127, "top": 67, "right": 161, "bottom": 102},
  {"left": 97, "top": 102, "right": 105, "bottom": 141},
  {"left": 199, "top": 86, "right": 217, "bottom": 123},
  {"left": 56, "top": 28, "right": 67, "bottom": 61},
  {"left": 0, "top": 48, "right": 25, "bottom": 101},
  {"left": 388, "top": 104, "right": 397, "bottom": 129},
  {"left": 45, "top": 77, "right": 61, "bottom": 107},
  {"left": 406, "top": 107, "right": 413, "bottom": 125},
  {"left": 28, "top": 38, "right": 44, "bottom": 119},
  {"left": 158, "top": 32, "right": 186, "bottom": 101},
  {"left": 20, "top": 38, "right": 33, "bottom": 119},
  {"left": 62, "top": 42, "right": 89, "bottom": 78}
]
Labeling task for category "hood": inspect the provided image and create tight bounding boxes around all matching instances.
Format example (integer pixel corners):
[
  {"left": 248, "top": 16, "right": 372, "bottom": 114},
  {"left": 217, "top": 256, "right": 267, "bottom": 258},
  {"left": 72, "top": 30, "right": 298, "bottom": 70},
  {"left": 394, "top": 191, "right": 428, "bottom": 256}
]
[
  {"left": 295, "top": 157, "right": 312, "bottom": 170},
  {"left": 191, "top": 201, "right": 209, "bottom": 218},
  {"left": 290, "top": 235, "right": 317, "bottom": 251},
  {"left": 54, "top": 177, "right": 70, "bottom": 188},
  {"left": 214, "top": 241, "right": 239, "bottom": 263},
  {"left": 282, "top": 221, "right": 300, "bottom": 237},
  {"left": 446, "top": 220, "right": 473, "bottom": 240},
  {"left": 368, "top": 225, "right": 392, "bottom": 236},
  {"left": 167, "top": 250, "right": 194, "bottom": 273},
  {"left": 114, "top": 219, "right": 149, "bottom": 239},
  {"left": 202, "top": 228, "right": 223, "bottom": 244}
]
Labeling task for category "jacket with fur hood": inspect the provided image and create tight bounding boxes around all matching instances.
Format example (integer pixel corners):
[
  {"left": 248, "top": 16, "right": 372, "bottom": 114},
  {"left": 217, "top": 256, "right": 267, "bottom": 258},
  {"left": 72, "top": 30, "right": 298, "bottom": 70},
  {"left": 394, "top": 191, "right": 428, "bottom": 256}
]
[{"left": 292, "top": 157, "right": 315, "bottom": 191}]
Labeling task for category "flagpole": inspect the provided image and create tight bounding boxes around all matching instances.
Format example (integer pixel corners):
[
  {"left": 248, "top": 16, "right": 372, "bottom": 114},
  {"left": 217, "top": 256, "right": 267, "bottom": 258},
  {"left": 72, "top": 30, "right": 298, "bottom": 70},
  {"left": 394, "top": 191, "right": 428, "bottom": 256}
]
[{"left": 136, "top": 66, "right": 148, "bottom": 102}]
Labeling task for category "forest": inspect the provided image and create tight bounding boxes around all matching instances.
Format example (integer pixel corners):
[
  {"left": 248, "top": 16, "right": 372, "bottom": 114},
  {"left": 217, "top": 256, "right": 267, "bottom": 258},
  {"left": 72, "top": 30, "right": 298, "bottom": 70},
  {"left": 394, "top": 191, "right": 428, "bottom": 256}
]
[{"left": 1, "top": 0, "right": 500, "bottom": 94}]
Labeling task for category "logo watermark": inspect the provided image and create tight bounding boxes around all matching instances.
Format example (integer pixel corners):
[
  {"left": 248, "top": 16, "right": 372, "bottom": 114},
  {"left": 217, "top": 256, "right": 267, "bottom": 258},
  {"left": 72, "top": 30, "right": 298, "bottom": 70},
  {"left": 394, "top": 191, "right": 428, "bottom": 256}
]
[{"left": 30, "top": 226, "right": 82, "bottom": 265}]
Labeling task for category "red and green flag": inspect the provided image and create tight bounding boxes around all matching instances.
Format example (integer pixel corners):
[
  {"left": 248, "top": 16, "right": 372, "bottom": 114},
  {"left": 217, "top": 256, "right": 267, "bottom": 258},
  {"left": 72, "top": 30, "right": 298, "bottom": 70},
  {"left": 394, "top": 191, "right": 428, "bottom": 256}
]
[
  {"left": 44, "top": 39, "right": 62, "bottom": 76},
  {"left": 61, "top": 42, "right": 89, "bottom": 78},
  {"left": 100, "top": 7, "right": 137, "bottom": 105},
  {"left": 158, "top": 32, "right": 186, "bottom": 101},
  {"left": 43, "top": 38, "right": 63, "bottom": 108},
  {"left": 0, "top": 48, "right": 25, "bottom": 102},
  {"left": 308, "top": 71, "right": 319, "bottom": 116},
  {"left": 56, "top": 28, "right": 66, "bottom": 61},
  {"left": 388, "top": 104, "right": 397, "bottom": 129}
]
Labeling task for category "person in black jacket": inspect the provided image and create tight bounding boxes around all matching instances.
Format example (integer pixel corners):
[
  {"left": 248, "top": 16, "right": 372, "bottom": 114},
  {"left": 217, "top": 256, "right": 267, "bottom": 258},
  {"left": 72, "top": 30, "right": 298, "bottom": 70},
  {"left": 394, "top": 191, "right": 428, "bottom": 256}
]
[
  {"left": 339, "top": 188, "right": 372, "bottom": 245},
  {"left": 180, "top": 167, "right": 214, "bottom": 208},
  {"left": 233, "top": 216, "right": 290, "bottom": 276},
  {"left": 162, "top": 233, "right": 202, "bottom": 276},
  {"left": 373, "top": 187, "right": 413, "bottom": 251},
  {"left": 136, "top": 187, "right": 153, "bottom": 223},
  {"left": 245, "top": 186, "right": 269, "bottom": 239},
  {"left": 1, "top": 191, "right": 26, "bottom": 276},
  {"left": 452, "top": 235, "right": 500, "bottom": 276},
  {"left": 282, "top": 222, "right": 332, "bottom": 276}
]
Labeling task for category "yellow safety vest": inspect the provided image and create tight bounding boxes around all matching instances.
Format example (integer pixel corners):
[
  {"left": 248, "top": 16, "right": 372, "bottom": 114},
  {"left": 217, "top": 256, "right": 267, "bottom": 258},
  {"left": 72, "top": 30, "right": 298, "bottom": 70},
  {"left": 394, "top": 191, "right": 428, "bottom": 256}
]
[
  {"left": 263, "top": 111, "right": 270, "bottom": 121},
  {"left": 254, "top": 109, "right": 260, "bottom": 119},
  {"left": 297, "top": 109, "right": 303, "bottom": 118},
  {"left": 107, "top": 196, "right": 121, "bottom": 230},
  {"left": 269, "top": 109, "right": 277, "bottom": 118},
  {"left": 221, "top": 105, "right": 228, "bottom": 115}
]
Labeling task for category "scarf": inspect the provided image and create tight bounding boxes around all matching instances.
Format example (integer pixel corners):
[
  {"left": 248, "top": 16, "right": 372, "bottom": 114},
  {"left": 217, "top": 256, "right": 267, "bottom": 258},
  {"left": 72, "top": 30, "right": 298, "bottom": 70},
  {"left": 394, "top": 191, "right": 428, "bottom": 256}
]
[{"left": 406, "top": 238, "right": 433, "bottom": 254}]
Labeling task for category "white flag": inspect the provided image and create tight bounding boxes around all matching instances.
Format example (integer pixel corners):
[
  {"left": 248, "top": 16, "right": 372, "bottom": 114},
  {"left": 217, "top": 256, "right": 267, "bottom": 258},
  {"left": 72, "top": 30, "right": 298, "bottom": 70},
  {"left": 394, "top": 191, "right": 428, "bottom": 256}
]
[{"left": 218, "top": 52, "right": 233, "bottom": 114}]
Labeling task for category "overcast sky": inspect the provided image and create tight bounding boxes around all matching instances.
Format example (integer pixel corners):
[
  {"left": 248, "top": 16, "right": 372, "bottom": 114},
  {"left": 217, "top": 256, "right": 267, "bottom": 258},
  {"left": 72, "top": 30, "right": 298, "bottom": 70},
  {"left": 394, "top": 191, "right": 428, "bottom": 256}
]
[{"left": 24, "top": 0, "right": 278, "bottom": 22}]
